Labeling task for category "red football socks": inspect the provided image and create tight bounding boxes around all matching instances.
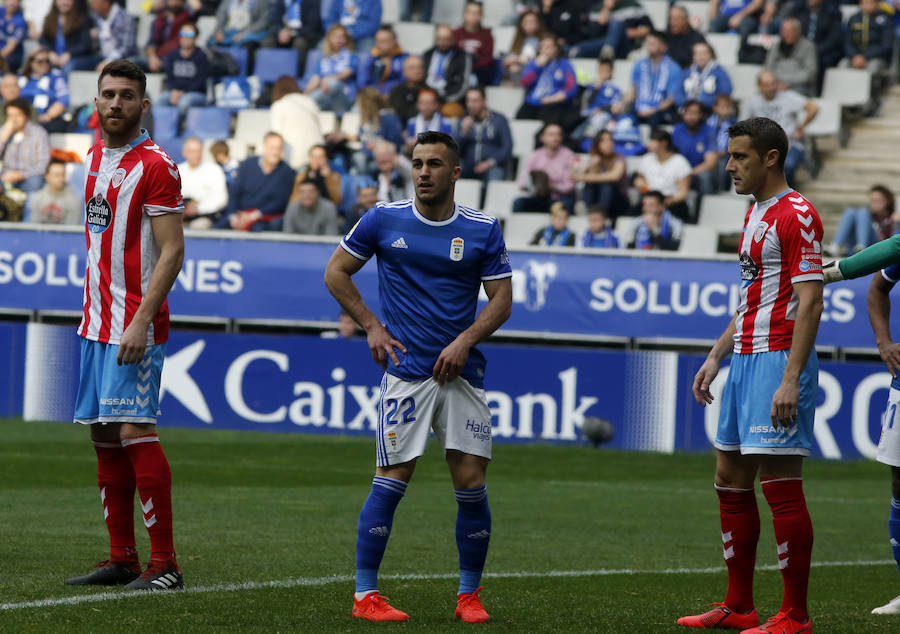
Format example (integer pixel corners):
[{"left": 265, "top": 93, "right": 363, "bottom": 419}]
[
  {"left": 94, "top": 441, "right": 138, "bottom": 564},
  {"left": 123, "top": 434, "right": 177, "bottom": 568},
  {"left": 762, "top": 477, "right": 813, "bottom": 622},
  {"left": 715, "top": 484, "right": 760, "bottom": 614}
]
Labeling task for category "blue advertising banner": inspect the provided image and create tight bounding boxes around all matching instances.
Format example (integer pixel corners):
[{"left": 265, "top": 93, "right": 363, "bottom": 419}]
[
  {"left": 0, "top": 322, "right": 25, "bottom": 417},
  {"left": 0, "top": 225, "right": 891, "bottom": 347},
  {"left": 20, "top": 325, "right": 890, "bottom": 461}
]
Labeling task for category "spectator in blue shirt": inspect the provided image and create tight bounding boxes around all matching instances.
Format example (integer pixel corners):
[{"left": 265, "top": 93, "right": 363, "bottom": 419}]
[
  {"left": 572, "top": 58, "right": 622, "bottom": 151},
  {"left": 618, "top": 31, "right": 681, "bottom": 126},
  {"left": 0, "top": 0, "right": 27, "bottom": 72},
  {"left": 264, "top": 0, "right": 323, "bottom": 74},
  {"left": 215, "top": 132, "right": 296, "bottom": 232},
  {"left": 404, "top": 88, "right": 455, "bottom": 150},
  {"left": 18, "top": 49, "right": 70, "bottom": 132},
  {"left": 331, "top": 86, "right": 404, "bottom": 174},
  {"left": 160, "top": 23, "right": 209, "bottom": 120},
  {"left": 517, "top": 35, "right": 579, "bottom": 132},
  {"left": 708, "top": 0, "right": 765, "bottom": 39},
  {"left": 304, "top": 23, "right": 358, "bottom": 113},
  {"left": 672, "top": 100, "right": 720, "bottom": 199},
  {"left": 323, "top": 0, "right": 382, "bottom": 54},
  {"left": 580, "top": 206, "right": 620, "bottom": 249},
  {"left": 88, "top": 0, "right": 138, "bottom": 71},
  {"left": 39, "top": 0, "right": 97, "bottom": 75},
  {"left": 677, "top": 41, "right": 733, "bottom": 108},
  {"left": 358, "top": 26, "right": 407, "bottom": 95},
  {"left": 706, "top": 93, "right": 736, "bottom": 190},
  {"left": 457, "top": 86, "right": 512, "bottom": 184}
]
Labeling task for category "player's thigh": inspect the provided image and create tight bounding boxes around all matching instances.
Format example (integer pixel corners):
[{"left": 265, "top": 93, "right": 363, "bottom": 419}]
[
  {"left": 877, "top": 387, "right": 900, "bottom": 468},
  {"left": 738, "top": 350, "right": 817, "bottom": 457},
  {"left": 97, "top": 342, "right": 167, "bottom": 425},
  {"left": 434, "top": 378, "right": 492, "bottom": 461},
  {"left": 375, "top": 374, "right": 439, "bottom": 468},
  {"left": 714, "top": 354, "right": 742, "bottom": 453},
  {"left": 446, "top": 449, "right": 489, "bottom": 490}
]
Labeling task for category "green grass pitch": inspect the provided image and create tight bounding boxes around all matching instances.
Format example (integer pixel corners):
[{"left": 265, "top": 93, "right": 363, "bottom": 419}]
[{"left": 1, "top": 418, "right": 898, "bottom": 632}]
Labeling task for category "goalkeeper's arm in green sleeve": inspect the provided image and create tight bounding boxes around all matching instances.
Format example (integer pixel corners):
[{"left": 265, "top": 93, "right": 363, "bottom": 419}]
[{"left": 823, "top": 234, "right": 900, "bottom": 283}]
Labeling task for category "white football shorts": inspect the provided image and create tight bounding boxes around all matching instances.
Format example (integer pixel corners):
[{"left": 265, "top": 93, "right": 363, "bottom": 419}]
[
  {"left": 374, "top": 373, "right": 493, "bottom": 467},
  {"left": 877, "top": 386, "right": 900, "bottom": 467}
]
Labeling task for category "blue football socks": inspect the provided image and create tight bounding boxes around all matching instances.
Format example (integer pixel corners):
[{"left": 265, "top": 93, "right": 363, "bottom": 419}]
[
  {"left": 890, "top": 496, "right": 900, "bottom": 575},
  {"left": 455, "top": 485, "right": 491, "bottom": 595},
  {"left": 355, "top": 476, "right": 407, "bottom": 594}
]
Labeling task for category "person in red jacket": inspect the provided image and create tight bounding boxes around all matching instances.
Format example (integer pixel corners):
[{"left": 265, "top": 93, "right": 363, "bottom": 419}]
[
  {"left": 452, "top": 1, "right": 494, "bottom": 86},
  {"left": 145, "top": 0, "right": 192, "bottom": 72}
]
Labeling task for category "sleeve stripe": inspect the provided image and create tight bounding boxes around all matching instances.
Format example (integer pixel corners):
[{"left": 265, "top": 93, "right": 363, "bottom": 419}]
[
  {"left": 791, "top": 273, "right": 824, "bottom": 284},
  {"left": 144, "top": 204, "right": 184, "bottom": 216},
  {"left": 340, "top": 240, "right": 370, "bottom": 261},
  {"left": 481, "top": 272, "right": 513, "bottom": 281}
]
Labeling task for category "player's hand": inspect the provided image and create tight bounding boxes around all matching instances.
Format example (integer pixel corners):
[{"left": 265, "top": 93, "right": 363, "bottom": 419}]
[
  {"left": 367, "top": 323, "right": 406, "bottom": 370},
  {"left": 692, "top": 357, "right": 721, "bottom": 406},
  {"left": 878, "top": 342, "right": 900, "bottom": 378},
  {"left": 117, "top": 321, "right": 149, "bottom": 366},
  {"left": 771, "top": 380, "right": 800, "bottom": 428},
  {"left": 432, "top": 338, "right": 471, "bottom": 386}
]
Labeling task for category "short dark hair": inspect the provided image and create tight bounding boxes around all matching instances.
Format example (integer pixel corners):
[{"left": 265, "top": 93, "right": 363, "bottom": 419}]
[
  {"left": 649, "top": 127, "right": 672, "bottom": 148},
  {"left": 466, "top": 85, "right": 486, "bottom": 99},
  {"left": 414, "top": 130, "right": 460, "bottom": 166},
  {"left": 46, "top": 157, "right": 66, "bottom": 173},
  {"left": 587, "top": 204, "right": 608, "bottom": 217},
  {"left": 210, "top": 140, "right": 229, "bottom": 157},
  {"left": 727, "top": 117, "right": 789, "bottom": 170},
  {"left": 682, "top": 99, "right": 708, "bottom": 117},
  {"left": 298, "top": 178, "right": 318, "bottom": 188},
  {"left": 5, "top": 97, "right": 30, "bottom": 117},
  {"left": 642, "top": 190, "right": 666, "bottom": 205},
  {"left": 870, "top": 184, "right": 896, "bottom": 214},
  {"left": 646, "top": 30, "right": 667, "bottom": 45},
  {"left": 98, "top": 59, "right": 147, "bottom": 98}
]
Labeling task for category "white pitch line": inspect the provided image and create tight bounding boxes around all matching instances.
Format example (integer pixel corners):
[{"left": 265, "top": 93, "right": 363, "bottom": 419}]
[{"left": 0, "top": 559, "right": 892, "bottom": 612}]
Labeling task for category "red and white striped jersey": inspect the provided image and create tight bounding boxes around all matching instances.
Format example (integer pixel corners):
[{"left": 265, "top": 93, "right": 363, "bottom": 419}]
[
  {"left": 733, "top": 190, "right": 823, "bottom": 354},
  {"left": 78, "top": 130, "right": 184, "bottom": 345}
]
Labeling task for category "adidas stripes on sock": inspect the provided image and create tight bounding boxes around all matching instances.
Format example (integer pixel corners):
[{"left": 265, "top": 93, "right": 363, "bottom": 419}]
[
  {"left": 455, "top": 485, "right": 491, "bottom": 595},
  {"left": 355, "top": 476, "right": 407, "bottom": 594}
]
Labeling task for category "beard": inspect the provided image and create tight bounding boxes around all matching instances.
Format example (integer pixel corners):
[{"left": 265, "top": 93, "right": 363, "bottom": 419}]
[
  {"left": 99, "top": 107, "right": 142, "bottom": 138},
  {"left": 415, "top": 180, "right": 451, "bottom": 206}
]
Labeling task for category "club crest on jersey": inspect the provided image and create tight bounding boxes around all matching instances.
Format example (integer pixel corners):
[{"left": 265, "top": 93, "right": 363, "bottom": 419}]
[
  {"left": 450, "top": 237, "right": 464, "bottom": 261},
  {"left": 86, "top": 193, "right": 112, "bottom": 233},
  {"left": 111, "top": 167, "right": 126, "bottom": 188},
  {"left": 753, "top": 221, "right": 768, "bottom": 243}
]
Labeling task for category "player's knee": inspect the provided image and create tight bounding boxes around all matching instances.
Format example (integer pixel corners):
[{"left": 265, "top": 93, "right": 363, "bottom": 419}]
[
  {"left": 119, "top": 422, "right": 158, "bottom": 441},
  {"left": 891, "top": 467, "right": 900, "bottom": 498}
]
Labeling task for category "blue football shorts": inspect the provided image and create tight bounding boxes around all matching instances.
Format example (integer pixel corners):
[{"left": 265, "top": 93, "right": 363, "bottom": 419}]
[
  {"left": 74, "top": 338, "right": 167, "bottom": 425},
  {"left": 715, "top": 349, "right": 818, "bottom": 456}
]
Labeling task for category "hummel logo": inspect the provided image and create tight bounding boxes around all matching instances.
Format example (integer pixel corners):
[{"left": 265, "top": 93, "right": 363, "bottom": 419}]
[
  {"left": 391, "top": 237, "right": 408, "bottom": 249},
  {"left": 467, "top": 530, "right": 491, "bottom": 540},
  {"left": 369, "top": 526, "right": 390, "bottom": 537}
]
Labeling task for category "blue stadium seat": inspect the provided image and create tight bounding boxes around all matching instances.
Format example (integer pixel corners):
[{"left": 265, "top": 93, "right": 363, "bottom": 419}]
[
  {"left": 300, "top": 49, "right": 322, "bottom": 89},
  {"left": 152, "top": 106, "right": 180, "bottom": 139},
  {"left": 338, "top": 174, "right": 359, "bottom": 215},
  {"left": 184, "top": 107, "right": 232, "bottom": 140},
  {"left": 216, "top": 46, "right": 249, "bottom": 75},
  {"left": 253, "top": 48, "right": 299, "bottom": 85},
  {"left": 155, "top": 137, "right": 185, "bottom": 164}
]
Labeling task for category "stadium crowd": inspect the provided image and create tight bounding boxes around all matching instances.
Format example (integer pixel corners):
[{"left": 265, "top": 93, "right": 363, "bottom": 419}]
[{"left": 3, "top": 0, "right": 899, "bottom": 251}]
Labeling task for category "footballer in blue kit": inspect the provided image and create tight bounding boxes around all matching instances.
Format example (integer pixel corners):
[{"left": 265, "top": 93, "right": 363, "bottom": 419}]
[{"left": 324, "top": 131, "right": 513, "bottom": 623}]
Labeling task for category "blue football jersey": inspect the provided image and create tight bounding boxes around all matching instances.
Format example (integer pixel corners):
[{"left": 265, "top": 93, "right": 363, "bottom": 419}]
[{"left": 340, "top": 199, "right": 512, "bottom": 387}]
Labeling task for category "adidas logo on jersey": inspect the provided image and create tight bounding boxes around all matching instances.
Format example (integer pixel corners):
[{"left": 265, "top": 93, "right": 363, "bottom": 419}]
[
  {"left": 391, "top": 237, "right": 408, "bottom": 249},
  {"left": 466, "top": 530, "right": 491, "bottom": 540},
  {"left": 369, "top": 526, "right": 390, "bottom": 537}
]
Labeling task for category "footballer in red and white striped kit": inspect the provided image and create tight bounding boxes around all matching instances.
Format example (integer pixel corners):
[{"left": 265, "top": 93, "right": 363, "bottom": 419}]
[
  {"left": 679, "top": 118, "right": 823, "bottom": 634},
  {"left": 66, "top": 61, "right": 186, "bottom": 591}
]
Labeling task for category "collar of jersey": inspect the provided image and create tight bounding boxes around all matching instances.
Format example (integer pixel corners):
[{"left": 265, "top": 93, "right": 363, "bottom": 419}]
[
  {"left": 103, "top": 129, "right": 149, "bottom": 154},
  {"left": 411, "top": 200, "right": 459, "bottom": 226},
  {"left": 756, "top": 188, "right": 793, "bottom": 210}
]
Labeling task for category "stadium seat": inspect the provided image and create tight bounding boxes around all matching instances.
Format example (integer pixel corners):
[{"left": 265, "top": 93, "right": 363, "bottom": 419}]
[
  {"left": 234, "top": 108, "right": 273, "bottom": 149},
  {"left": 612, "top": 59, "right": 634, "bottom": 90},
  {"left": 217, "top": 46, "right": 249, "bottom": 75},
  {"left": 300, "top": 49, "right": 322, "bottom": 89},
  {"left": 145, "top": 73, "right": 165, "bottom": 100},
  {"left": 455, "top": 178, "right": 483, "bottom": 210},
  {"left": 394, "top": 22, "right": 434, "bottom": 55},
  {"left": 697, "top": 194, "right": 751, "bottom": 232},
  {"left": 484, "top": 85, "right": 524, "bottom": 121},
  {"left": 184, "top": 107, "right": 232, "bottom": 140},
  {"left": 382, "top": 0, "right": 400, "bottom": 23},
  {"left": 723, "top": 63, "right": 763, "bottom": 101},
  {"left": 340, "top": 111, "right": 360, "bottom": 136},
  {"left": 643, "top": 0, "right": 669, "bottom": 30},
  {"left": 155, "top": 137, "right": 185, "bottom": 163},
  {"left": 705, "top": 33, "right": 740, "bottom": 67},
  {"left": 152, "top": 105, "right": 180, "bottom": 139},
  {"left": 504, "top": 214, "right": 549, "bottom": 249},
  {"left": 483, "top": 0, "right": 513, "bottom": 27},
  {"left": 66, "top": 161, "right": 86, "bottom": 191},
  {"left": 679, "top": 225, "right": 719, "bottom": 255},
  {"left": 493, "top": 25, "right": 516, "bottom": 54},
  {"left": 614, "top": 216, "right": 637, "bottom": 243},
  {"left": 215, "top": 75, "right": 261, "bottom": 110},
  {"left": 68, "top": 71, "right": 98, "bottom": 107},
  {"left": 509, "top": 119, "right": 543, "bottom": 159},
  {"left": 432, "top": 0, "right": 465, "bottom": 24},
  {"left": 570, "top": 58, "right": 598, "bottom": 85},
  {"left": 483, "top": 179, "right": 519, "bottom": 219},
  {"left": 822, "top": 68, "right": 871, "bottom": 108},
  {"left": 253, "top": 48, "right": 299, "bottom": 85},
  {"left": 805, "top": 98, "right": 841, "bottom": 138},
  {"left": 195, "top": 15, "right": 217, "bottom": 46},
  {"left": 136, "top": 12, "right": 154, "bottom": 51},
  {"left": 202, "top": 138, "right": 250, "bottom": 163},
  {"left": 568, "top": 215, "right": 588, "bottom": 237},
  {"left": 49, "top": 132, "right": 93, "bottom": 159}
]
